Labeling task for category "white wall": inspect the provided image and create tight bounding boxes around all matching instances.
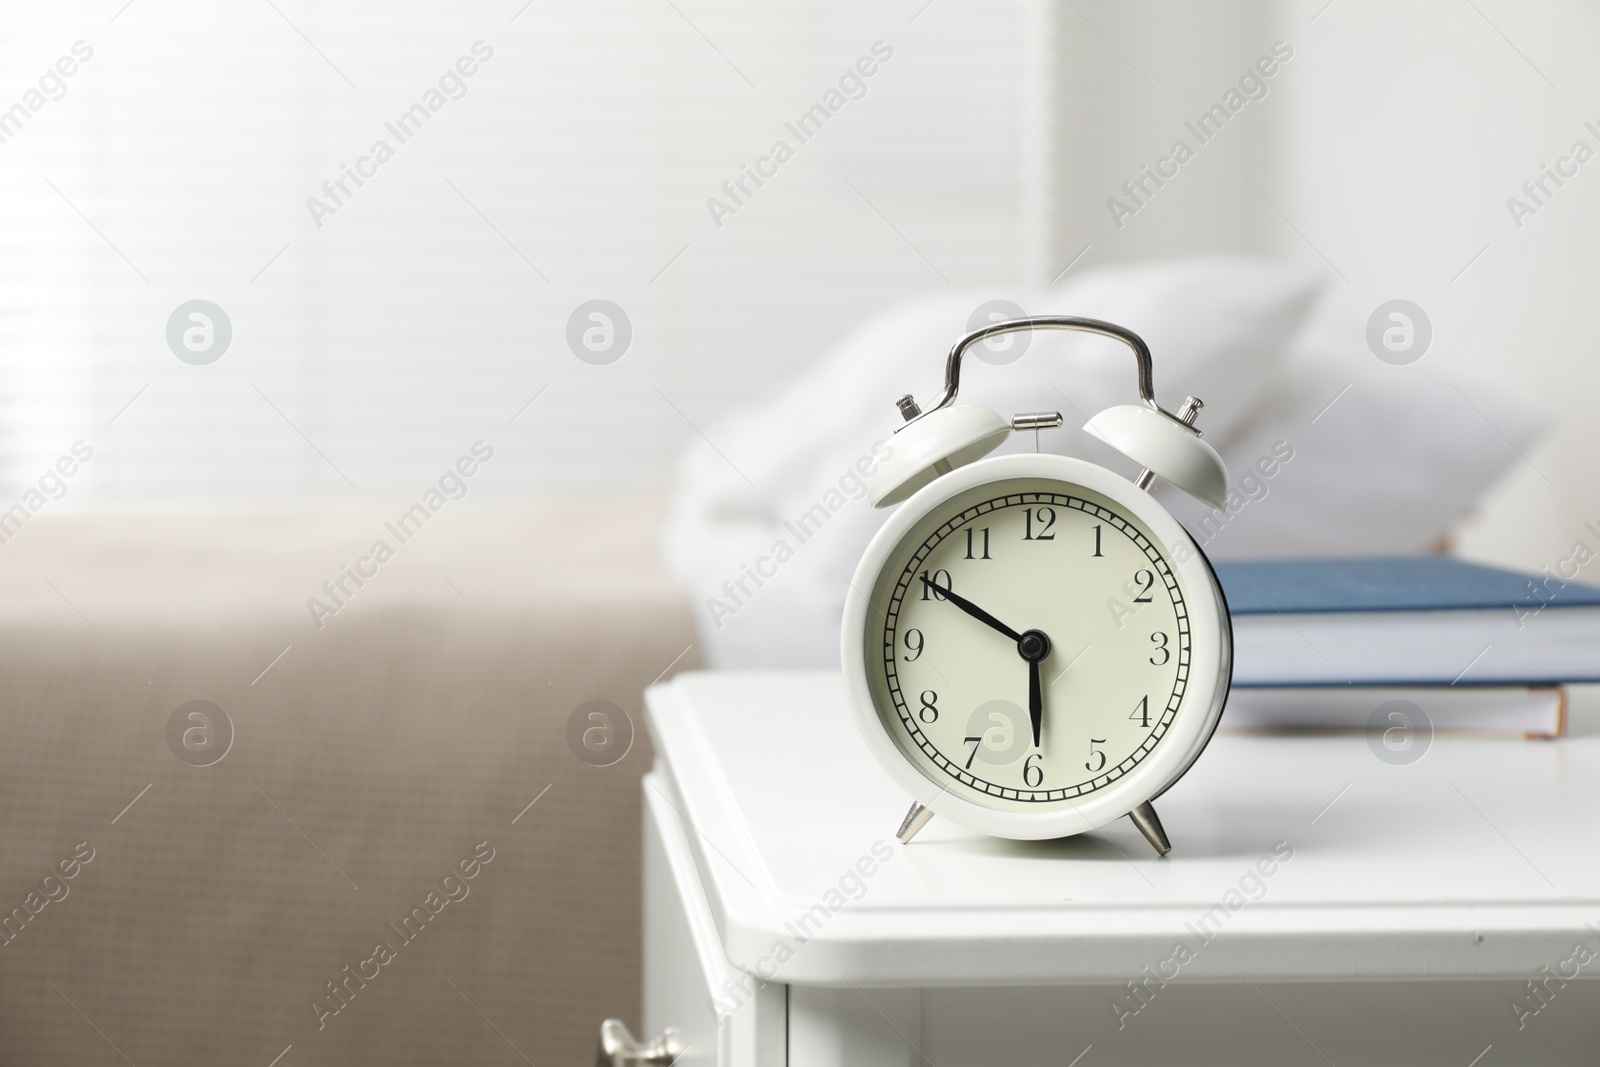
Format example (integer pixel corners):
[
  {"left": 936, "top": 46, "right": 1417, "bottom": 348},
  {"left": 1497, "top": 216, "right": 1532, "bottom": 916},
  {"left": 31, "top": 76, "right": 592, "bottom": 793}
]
[
  {"left": 1052, "top": 0, "right": 1599, "bottom": 574},
  {"left": 1053, "top": 0, "right": 1280, "bottom": 267},
  {"left": 1266, "top": 0, "right": 1599, "bottom": 574}
]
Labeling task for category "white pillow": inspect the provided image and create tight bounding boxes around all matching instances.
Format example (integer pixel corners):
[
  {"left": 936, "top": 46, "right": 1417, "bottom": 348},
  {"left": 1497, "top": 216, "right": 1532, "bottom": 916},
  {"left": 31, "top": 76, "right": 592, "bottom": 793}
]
[
  {"left": 662, "top": 256, "right": 1323, "bottom": 668},
  {"left": 1157, "top": 323, "right": 1543, "bottom": 559}
]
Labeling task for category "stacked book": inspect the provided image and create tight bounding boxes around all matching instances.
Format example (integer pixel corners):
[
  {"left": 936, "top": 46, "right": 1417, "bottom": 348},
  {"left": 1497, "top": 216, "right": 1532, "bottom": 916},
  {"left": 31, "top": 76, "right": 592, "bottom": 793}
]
[{"left": 1216, "top": 557, "right": 1600, "bottom": 738}]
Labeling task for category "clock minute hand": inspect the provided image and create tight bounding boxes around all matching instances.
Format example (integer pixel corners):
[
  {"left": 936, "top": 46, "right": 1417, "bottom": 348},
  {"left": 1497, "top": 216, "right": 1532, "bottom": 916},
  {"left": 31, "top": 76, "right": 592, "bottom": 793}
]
[
  {"left": 1015, "top": 630, "right": 1052, "bottom": 749},
  {"left": 1028, "top": 657, "right": 1043, "bottom": 749},
  {"left": 918, "top": 576, "right": 1022, "bottom": 641}
]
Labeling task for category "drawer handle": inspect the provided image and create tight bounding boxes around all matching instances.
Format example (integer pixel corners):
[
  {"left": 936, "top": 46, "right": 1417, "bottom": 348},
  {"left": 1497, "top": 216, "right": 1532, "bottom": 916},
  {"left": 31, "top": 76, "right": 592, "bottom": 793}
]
[{"left": 596, "top": 1019, "right": 683, "bottom": 1066}]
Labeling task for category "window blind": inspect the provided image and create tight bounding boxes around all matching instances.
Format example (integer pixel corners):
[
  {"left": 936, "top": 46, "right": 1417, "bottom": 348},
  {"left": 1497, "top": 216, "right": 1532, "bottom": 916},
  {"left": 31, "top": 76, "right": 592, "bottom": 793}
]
[{"left": 0, "top": 0, "right": 1052, "bottom": 501}]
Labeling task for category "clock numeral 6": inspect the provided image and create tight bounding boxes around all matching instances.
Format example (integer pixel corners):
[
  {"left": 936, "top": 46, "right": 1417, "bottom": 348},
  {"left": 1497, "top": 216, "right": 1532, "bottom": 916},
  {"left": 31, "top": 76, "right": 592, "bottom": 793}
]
[
  {"left": 918, "top": 569, "right": 953, "bottom": 601},
  {"left": 1149, "top": 632, "right": 1170, "bottom": 665},
  {"left": 918, "top": 690, "right": 939, "bottom": 723},
  {"left": 1086, "top": 738, "right": 1107, "bottom": 773},
  {"left": 1022, "top": 752, "right": 1044, "bottom": 787},
  {"left": 902, "top": 628, "right": 924, "bottom": 661}
]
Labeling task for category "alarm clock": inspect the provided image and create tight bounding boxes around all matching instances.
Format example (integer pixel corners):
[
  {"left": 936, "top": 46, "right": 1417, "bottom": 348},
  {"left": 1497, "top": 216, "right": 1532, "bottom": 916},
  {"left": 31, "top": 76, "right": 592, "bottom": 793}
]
[{"left": 840, "top": 316, "right": 1233, "bottom": 854}]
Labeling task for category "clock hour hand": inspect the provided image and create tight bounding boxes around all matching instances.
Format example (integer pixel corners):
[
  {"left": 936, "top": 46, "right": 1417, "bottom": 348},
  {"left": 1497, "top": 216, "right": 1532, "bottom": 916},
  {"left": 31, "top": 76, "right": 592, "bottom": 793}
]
[
  {"left": 918, "top": 576, "right": 1021, "bottom": 641},
  {"left": 919, "top": 576, "right": 1051, "bottom": 745}
]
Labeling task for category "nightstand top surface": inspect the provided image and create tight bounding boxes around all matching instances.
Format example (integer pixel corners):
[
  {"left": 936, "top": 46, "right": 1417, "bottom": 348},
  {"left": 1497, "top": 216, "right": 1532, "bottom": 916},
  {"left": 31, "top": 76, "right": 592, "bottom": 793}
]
[{"left": 645, "top": 671, "right": 1600, "bottom": 985}]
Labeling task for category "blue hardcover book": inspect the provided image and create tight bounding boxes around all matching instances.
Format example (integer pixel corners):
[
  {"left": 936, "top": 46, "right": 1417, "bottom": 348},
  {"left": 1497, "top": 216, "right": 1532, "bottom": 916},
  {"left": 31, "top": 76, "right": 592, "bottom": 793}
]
[{"left": 1213, "top": 557, "right": 1600, "bottom": 688}]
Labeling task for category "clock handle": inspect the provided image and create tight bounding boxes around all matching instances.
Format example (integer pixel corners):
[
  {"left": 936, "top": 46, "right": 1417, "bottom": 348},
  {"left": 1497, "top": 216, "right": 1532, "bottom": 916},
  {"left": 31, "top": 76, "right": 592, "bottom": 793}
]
[
  {"left": 896, "top": 316, "right": 1227, "bottom": 507},
  {"left": 908, "top": 315, "right": 1163, "bottom": 425}
]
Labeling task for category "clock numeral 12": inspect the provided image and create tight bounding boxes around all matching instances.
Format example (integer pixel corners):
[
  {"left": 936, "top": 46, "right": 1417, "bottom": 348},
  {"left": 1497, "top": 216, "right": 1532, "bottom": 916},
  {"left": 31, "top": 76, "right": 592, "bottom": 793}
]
[
  {"left": 1023, "top": 507, "right": 1056, "bottom": 541},
  {"left": 964, "top": 526, "right": 992, "bottom": 560}
]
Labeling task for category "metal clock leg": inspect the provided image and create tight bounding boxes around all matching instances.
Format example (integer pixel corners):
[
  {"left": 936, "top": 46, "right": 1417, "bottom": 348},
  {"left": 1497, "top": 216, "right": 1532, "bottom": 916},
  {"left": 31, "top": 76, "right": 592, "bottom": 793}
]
[
  {"left": 1128, "top": 801, "right": 1172, "bottom": 856},
  {"left": 897, "top": 801, "right": 934, "bottom": 843}
]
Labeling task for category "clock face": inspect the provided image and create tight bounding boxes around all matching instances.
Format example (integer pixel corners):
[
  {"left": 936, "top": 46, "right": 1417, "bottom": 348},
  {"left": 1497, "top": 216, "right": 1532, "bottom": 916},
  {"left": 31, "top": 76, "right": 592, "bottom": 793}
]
[{"left": 863, "top": 475, "right": 1195, "bottom": 812}]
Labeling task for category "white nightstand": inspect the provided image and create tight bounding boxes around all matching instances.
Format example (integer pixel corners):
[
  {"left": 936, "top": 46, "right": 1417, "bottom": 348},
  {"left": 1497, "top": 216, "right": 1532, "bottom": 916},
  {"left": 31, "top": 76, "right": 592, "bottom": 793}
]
[{"left": 613, "top": 672, "right": 1600, "bottom": 1066}]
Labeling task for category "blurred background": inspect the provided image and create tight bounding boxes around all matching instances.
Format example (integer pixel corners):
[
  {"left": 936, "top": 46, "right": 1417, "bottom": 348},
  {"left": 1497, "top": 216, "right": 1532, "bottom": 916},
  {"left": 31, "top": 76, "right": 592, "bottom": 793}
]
[
  {"left": 1, "top": 0, "right": 1589, "bottom": 572},
  {"left": 4, "top": 2, "right": 1598, "bottom": 1064},
  {"left": 1, "top": 1, "right": 1045, "bottom": 497}
]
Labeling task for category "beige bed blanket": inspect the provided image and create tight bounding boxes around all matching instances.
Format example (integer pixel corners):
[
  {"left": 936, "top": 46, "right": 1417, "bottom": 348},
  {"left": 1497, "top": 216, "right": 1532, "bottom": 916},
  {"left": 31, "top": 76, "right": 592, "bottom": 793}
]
[{"left": 0, "top": 498, "right": 694, "bottom": 1066}]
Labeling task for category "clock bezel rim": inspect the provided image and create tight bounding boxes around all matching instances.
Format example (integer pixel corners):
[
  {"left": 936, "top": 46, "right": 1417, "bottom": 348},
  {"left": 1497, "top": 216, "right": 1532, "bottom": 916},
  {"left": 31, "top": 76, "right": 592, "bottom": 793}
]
[{"left": 841, "top": 452, "right": 1232, "bottom": 841}]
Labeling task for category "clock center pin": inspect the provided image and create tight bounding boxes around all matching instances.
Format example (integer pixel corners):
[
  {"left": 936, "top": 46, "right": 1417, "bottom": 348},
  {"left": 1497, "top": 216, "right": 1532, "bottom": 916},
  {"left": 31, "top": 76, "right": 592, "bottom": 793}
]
[{"left": 1016, "top": 629, "right": 1051, "bottom": 662}]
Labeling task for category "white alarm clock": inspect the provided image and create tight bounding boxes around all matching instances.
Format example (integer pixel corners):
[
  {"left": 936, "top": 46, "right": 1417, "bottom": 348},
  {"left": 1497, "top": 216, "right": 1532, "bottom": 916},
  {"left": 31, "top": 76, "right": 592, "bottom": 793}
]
[{"left": 841, "top": 316, "right": 1234, "bottom": 854}]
